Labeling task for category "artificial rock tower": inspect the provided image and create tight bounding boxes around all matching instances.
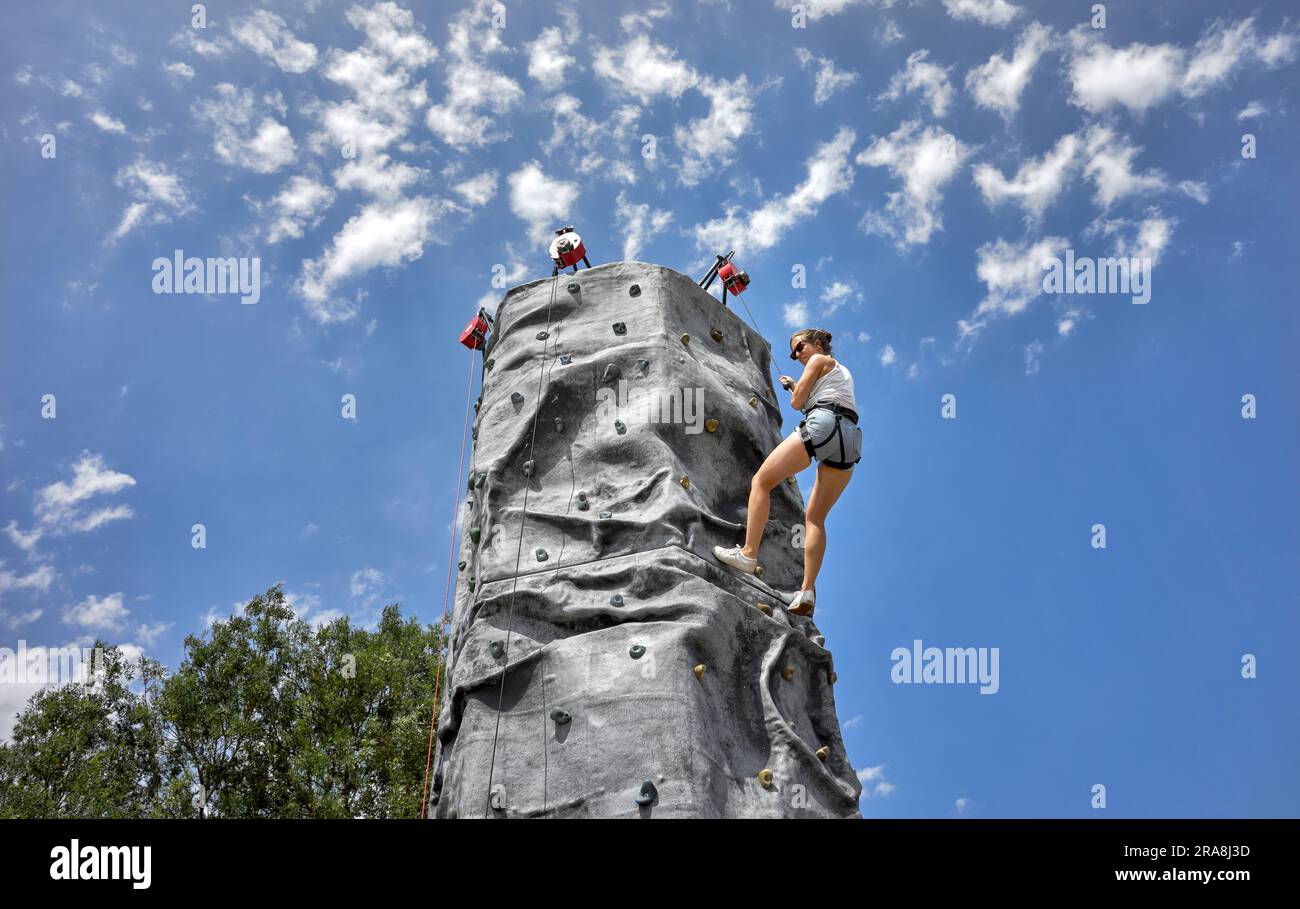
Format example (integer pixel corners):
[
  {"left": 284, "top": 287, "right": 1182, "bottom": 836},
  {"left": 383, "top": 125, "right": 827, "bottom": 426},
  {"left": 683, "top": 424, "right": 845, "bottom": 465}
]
[{"left": 430, "top": 261, "right": 861, "bottom": 818}]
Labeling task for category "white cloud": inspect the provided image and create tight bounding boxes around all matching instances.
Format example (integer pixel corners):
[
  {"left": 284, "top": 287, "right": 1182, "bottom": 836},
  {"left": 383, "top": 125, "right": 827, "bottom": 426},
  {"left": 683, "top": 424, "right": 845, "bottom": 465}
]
[
  {"left": 453, "top": 170, "right": 498, "bottom": 207},
  {"left": 1236, "top": 100, "right": 1267, "bottom": 120},
  {"left": 333, "top": 153, "right": 425, "bottom": 199},
  {"left": 784, "top": 300, "right": 811, "bottom": 327},
  {"left": 164, "top": 61, "right": 194, "bottom": 79},
  {"left": 1111, "top": 212, "right": 1175, "bottom": 267},
  {"left": 1082, "top": 126, "right": 1166, "bottom": 208},
  {"left": 265, "top": 175, "right": 336, "bottom": 244},
  {"left": 943, "top": 0, "right": 1022, "bottom": 28},
  {"left": 231, "top": 10, "right": 318, "bottom": 74},
  {"left": 820, "top": 280, "right": 861, "bottom": 315},
  {"left": 64, "top": 592, "right": 128, "bottom": 631},
  {"left": 674, "top": 76, "right": 754, "bottom": 186},
  {"left": 1024, "top": 339, "right": 1044, "bottom": 375},
  {"left": 956, "top": 796, "right": 972, "bottom": 814},
  {"left": 33, "top": 452, "right": 136, "bottom": 538},
  {"left": 425, "top": 0, "right": 523, "bottom": 150},
  {"left": 1178, "top": 180, "right": 1209, "bottom": 204},
  {"left": 972, "top": 132, "right": 1079, "bottom": 219},
  {"left": 3, "top": 522, "right": 42, "bottom": 556},
  {"left": 695, "top": 127, "right": 856, "bottom": 256},
  {"left": 877, "top": 20, "right": 905, "bottom": 46},
  {"left": 135, "top": 621, "right": 173, "bottom": 646},
  {"left": 858, "top": 121, "right": 969, "bottom": 247},
  {"left": 194, "top": 84, "right": 296, "bottom": 174},
  {"left": 526, "top": 26, "right": 574, "bottom": 91},
  {"left": 856, "top": 764, "right": 895, "bottom": 797},
  {"left": 346, "top": 1, "right": 438, "bottom": 68},
  {"left": 90, "top": 110, "right": 126, "bottom": 134},
  {"left": 881, "top": 49, "right": 954, "bottom": 117},
  {"left": 958, "top": 235, "right": 1069, "bottom": 342},
  {"left": 60, "top": 79, "right": 83, "bottom": 98},
  {"left": 299, "top": 196, "right": 448, "bottom": 315},
  {"left": 0, "top": 563, "right": 56, "bottom": 604},
  {"left": 965, "top": 22, "right": 1053, "bottom": 118},
  {"left": 775, "top": 0, "right": 866, "bottom": 19},
  {"left": 879, "top": 345, "right": 896, "bottom": 366},
  {"left": 796, "top": 48, "right": 859, "bottom": 105},
  {"left": 507, "top": 161, "right": 579, "bottom": 243},
  {"left": 593, "top": 35, "right": 698, "bottom": 102},
  {"left": 614, "top": 192, "right": 672, "bottom": 261}
]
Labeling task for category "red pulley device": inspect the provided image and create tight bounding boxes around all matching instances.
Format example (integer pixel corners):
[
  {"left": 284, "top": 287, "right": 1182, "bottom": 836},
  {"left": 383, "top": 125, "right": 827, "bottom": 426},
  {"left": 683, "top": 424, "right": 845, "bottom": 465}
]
[
  {"left": 699, "top": 250, "right": 750, "bottom": 306},
  {"left": 548, "top": 226, "right": 591, "bottom": 276},
  {"left": 459, "top": 308, "right": 493, "bottom": 350}
]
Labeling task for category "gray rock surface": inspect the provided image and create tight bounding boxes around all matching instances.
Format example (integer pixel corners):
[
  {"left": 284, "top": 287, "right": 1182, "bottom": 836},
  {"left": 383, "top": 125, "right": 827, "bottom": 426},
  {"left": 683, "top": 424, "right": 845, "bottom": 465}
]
[{"left": 430, "top": 261, "right": 861, "bottom": 818}]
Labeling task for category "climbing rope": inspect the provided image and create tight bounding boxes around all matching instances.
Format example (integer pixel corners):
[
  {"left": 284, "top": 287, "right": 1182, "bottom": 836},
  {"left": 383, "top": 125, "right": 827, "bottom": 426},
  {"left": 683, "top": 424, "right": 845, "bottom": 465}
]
[
  {"left": 420, "top": 345, "right": 479, "bottom": 819},
  {"left": 483, "top": 274, "right": 562, "bottom": 818}
]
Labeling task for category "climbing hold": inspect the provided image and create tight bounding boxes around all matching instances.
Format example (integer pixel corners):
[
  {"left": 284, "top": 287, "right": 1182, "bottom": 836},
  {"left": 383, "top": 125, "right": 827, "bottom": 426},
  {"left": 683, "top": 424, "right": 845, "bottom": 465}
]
[
  {"left": 748, "top": 395, "right": 758, "bottom": 408},
  {"left": 523, "top": 460, "right": 535, "bottom": 477},
  {"left": 489, "top": 640, "right": 506, "bottom": 659},
  {"left": 758, "top": 769, "right": 774, "bottom": 789},
  {"left": 485, "top": 359, "right": 495, "bottom": 371},
  {"left": 467, "top": 472, "right": 477, "bottom": 491},
  {"left": 693, "top": 664, "right": 707, "bottom": 682},
  {"left": 567, "top": 282, "right": 580, "bottom": 294},
  {"left": 599, "top": 511, "right": 612, "bottom": 519},
  {"left": 629, "top": 284, "right": 641, "bottom": 298},
  {"left": 469, "top": 526, "right": 481, "bottom": 544},
  {"left": 786, "top": 476, "right": 797, "bottom": 487},
  {"left": 829, "top": 671, "right": 838, "bottom": 685},
  {"left": 471, "top": 426, "right": 478, "bottom": 441},
  {"left": 474, "top": 473, "right": 486, "bottom": 489},
  {"left": 473, "top": 398, "right": 481, "bottom": 414},
  {"left": 614, "top": 420, "right": 626, "bottom": 434},
  {"left": 680, "top": 333, "right": 690, "bottom": 345},
  {"left": 603, "top": 364, "right": 621, "bottom": 382},
  {"left": 550, "top": 707, "right": 572, "bottom": 725},
  {"left": 635, "top": 779, "right": 656, "bottom": 806},
  {"left": 468, "top": 576, "right": 476, "bottom": 591},
  {"left": 536, "top": 548, "right": 548, "bottom": 562},
  {"left": 680, "top": 475, "right": 690, "bottom": 489},
  {"left": 576, "top": 491, "right": 589, "bottom": 511},
  {"left": 781, "top": 666, "right": 796, "bottom": 681},
  {"left": 637, "top": 359, "right": 650, "bottom": 375},
  {"left": 754, "top": 565, "right": 764, "bottom": 578},
  {"left": 536, "top": 330, "right": 549, "bottom": 340},
  {"left": 559, "top": 354, "right": 572, "bottom": 365},
  {"left": 755, "top": 602, "right": 772, "bottom": 616},
  {"left": 612, "top": 322, "right": 627, "bottom": 335},
  {"left": 489, "top": 784, "right": 506, "bottom": 811},
  {"left": 710, "top": 327, "right": 723, "bottom": 343},
  {"left": 629, "top": 643, "right": 645, "bottom": 659},
  {"left": 554, "top": 417, "right": 564, "bottom": 433},
  {"left": 457, "top": 560, "right": 466, "bottom": 571},
  {"left": 816, "top": 746, "right": 830, "bottom": 762},
  {"left": 610, "top": 593, "right": 624, "bottom": 607},
  {"left": 704, "top": 419, "right": 719, "bottom": 433},
  {"left": 812, "top": 635, "right": 825, "bottom": 647},
  {"left": 510, "top": 391, "right": 524, "bottom": 406}
]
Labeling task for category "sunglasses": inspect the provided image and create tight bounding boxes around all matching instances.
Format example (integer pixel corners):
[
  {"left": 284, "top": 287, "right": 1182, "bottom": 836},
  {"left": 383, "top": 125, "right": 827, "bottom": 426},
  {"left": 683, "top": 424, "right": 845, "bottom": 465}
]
[{"left": 789, "top": 340, "right": 805, "bottom": 360}]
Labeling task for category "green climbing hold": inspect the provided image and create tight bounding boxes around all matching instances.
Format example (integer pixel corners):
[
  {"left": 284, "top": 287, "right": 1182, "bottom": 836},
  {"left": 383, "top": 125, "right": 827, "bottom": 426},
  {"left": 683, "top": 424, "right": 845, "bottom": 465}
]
[
  {"left": 489, "top": 640, "right": 505, "bottom": 659},
  {"left": 614, "top": 420, "right": 626, "bottom": 434},
  {"left": 554, "top": 417, "right": 564, "bottom": 433},
  {"left": 485, "top": 359, "right": 495, "bottom": 371},
  {"left": 511, "top": 391, "right": 524, "bottom": 406},
  {"left": 603, "top": 364, "right": 621, "bottom": 382},
  {"left": 629, "top": 284, "right": 641, "bottom": 297},
  {"left": 474, "top": 473, "right": 486, "bottom": 489},
  {"left": 559, "top": 354, "right": 572, "bottom": 365},
  {"left": 550, "top": 707, "right": 572, "bottom": 725},
  {"left": 523, "top": 460, "right": 535, "bottom": 477},
  {"left": 536, "top": 330, "right": 549, "bottom": 340},
  {"left": 612, "top": 322, "right": 626, "bottom": 335},
  {"left": 610, "top": 594, "right": 624, "bottom": 607},
  {"left": 599, "top": 511, "right": 612, "bottom": 519},
  {"left": 469, "top": 526, "right": 481, "bottom": 544},
  {"left": 536, "top": 548, "right": 548, "bottom": 562},
  {"left": 629, "top": 643, "right": 646, "bottom": 659},
  {"left": 457, "top": 560, "right": 466, "bottom": 571},
  {"left": 635, "top": 779, "right": 656, "bottom": 806},
  {"left": 567, "top": 282, "right": 580, "bottom": 294},
  {"left": 637, "top": 359, "right": 649, "bottom": 374}
]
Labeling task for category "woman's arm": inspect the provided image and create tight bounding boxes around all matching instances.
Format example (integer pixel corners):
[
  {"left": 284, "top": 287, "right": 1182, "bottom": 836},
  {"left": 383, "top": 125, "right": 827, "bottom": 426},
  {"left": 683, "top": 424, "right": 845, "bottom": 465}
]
[{"left": 789, "top": 354, "right": 833, "bottom": 411}]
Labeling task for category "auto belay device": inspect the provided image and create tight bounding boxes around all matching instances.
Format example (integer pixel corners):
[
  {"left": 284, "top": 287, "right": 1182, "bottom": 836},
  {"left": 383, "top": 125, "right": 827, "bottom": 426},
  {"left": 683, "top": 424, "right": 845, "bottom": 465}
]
[
  {"left": 549, "top": 226, "right": 591, "bottom": 277},
  {"left": 699, "top": 250, "right": 750, "bottom": 306},
  {"left": 459, "top": 307, "right": 494, "bottom": 351}
]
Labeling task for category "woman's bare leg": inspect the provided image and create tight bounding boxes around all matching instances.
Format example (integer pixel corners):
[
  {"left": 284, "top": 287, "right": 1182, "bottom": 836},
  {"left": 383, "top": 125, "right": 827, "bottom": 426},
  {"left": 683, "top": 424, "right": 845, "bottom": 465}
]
[
  {"left": 800, "top": 463, "right": 853, "bottom": 591},
  {"left": 742, "top": 434, "right": 811, "bottom": 559}
]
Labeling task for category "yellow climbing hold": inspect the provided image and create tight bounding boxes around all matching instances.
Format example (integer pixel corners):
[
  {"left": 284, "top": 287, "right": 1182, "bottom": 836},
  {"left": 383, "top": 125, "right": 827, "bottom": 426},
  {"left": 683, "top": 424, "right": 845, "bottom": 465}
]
[
  {"left": 710, "top": 327, "right": 723, "bottom": 342},
  {"left": 781, "top": 666, "right": 795, "bottom": 681},
  {"left": 816, "top": 746, "right": 830, "bottom": 762},
  {"left": 758, "top": 769, "right": 774, "bottom": 788},
  {"left": 754, "top": 565, "right": 764, "bottom": 579},
  {"left": 786, "top": 476, "right": 797, "bottom": 487},
  {"left": 704, "top": 418, "right": 719, "bottom": 433},
  {"left": 680, "top": 333, "right": 690, "bottom": 345},
  {"left": 748, "top": 395, "right": 758, "bottom": 407},
  {"left": 694, "top": 663, "right": 707, "bottom": 682},
  {"left": 755, "top": 602, "right": 772, "bottom": 616},
  {"left": 680, "top": 475, "right": 691, "bottom": 489}
]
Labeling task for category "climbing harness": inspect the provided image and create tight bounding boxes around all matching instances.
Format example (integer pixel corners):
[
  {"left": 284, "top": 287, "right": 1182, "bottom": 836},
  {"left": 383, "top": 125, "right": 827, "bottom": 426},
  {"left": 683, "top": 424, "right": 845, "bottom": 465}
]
[
  {"left": 548, "top": 226, "right": 591, "bottom": 276},
  {"left": 798, "top": 402, "right": 861, "bottom": 470}
]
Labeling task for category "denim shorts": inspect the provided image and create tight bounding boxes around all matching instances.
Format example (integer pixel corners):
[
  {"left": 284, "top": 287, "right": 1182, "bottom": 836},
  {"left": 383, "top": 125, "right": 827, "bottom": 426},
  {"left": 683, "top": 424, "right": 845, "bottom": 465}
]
[{"left": 796, "top": 407, "right": 862, "bottom": 470}]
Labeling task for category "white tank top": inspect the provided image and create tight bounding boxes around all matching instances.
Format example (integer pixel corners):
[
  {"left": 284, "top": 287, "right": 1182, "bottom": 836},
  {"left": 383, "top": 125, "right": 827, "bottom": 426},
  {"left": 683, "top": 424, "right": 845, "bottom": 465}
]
[{"left": 806, "top": 361, "right": 856, "bottom": 411}]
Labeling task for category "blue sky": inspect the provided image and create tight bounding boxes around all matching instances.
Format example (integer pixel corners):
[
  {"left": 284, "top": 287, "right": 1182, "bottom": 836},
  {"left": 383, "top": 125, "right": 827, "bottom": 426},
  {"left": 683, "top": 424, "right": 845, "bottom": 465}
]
[{"left": 2, "top": 0, "right": 1297, "bottom": 817}]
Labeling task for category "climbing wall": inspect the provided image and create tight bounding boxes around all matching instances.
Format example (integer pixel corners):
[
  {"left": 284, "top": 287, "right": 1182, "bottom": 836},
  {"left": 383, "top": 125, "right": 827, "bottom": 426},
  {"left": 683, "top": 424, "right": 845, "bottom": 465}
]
[{"left": 429, "top": 261, "right": 862, "bottom": 819}]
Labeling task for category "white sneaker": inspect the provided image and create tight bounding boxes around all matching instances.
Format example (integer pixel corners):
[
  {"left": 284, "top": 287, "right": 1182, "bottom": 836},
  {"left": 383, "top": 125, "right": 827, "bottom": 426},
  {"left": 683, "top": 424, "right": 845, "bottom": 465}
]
[
  {"left": 713, "top": 545, "right": 757, "bottom": 575},
  {"left": 788, "top": 588, "right": 815, "bottom": 616}
]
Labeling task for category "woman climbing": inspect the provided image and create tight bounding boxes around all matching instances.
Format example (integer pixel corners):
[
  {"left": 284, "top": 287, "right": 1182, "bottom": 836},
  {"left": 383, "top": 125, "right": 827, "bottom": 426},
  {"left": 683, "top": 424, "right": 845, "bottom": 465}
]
[{"left": 713, "top": 328, "right": 862, "bottom": 616}]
